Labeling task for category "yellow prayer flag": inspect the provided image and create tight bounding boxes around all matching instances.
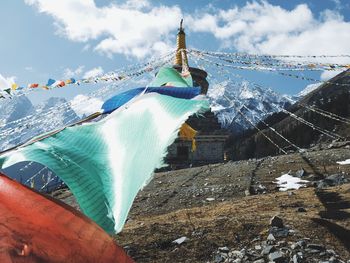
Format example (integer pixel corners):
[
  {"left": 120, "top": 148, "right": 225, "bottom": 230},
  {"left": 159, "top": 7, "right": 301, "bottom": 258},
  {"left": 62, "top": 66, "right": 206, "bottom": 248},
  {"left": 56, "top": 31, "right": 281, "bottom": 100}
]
[
  {"left": 11, "top": 83, "right": 18, "bottom": 90},
  {"left": 179, "top": 123, "right": 197, "bottom": 152}
]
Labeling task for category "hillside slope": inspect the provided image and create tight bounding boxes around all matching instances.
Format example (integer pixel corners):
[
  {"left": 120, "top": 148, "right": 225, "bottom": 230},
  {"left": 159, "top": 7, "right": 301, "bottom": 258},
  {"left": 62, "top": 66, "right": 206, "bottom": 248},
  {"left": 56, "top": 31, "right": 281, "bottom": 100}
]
[
  {"left": 228, "top": 69, "right": 350, "bottom": 160},
  {"left": 56, "top": 145, "right": 350, "bottom": 262}
]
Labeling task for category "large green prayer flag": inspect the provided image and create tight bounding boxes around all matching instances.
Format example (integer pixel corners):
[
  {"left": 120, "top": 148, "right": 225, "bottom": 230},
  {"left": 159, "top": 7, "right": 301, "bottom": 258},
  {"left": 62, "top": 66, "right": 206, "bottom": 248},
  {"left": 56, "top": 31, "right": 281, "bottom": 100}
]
[
  {"left": 0, "top": 93, "right": 209, "bottom": 233},
  {"left": 148, "top": 67, "right": 193, "bottom": 87}
]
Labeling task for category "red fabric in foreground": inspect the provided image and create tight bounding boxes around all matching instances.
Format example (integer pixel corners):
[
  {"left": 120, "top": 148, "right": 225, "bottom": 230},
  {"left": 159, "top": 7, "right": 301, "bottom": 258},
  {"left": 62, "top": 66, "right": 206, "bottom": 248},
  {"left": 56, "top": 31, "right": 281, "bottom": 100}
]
[{"left": 0, "top": 172, "right": 134, "bottom": 263}]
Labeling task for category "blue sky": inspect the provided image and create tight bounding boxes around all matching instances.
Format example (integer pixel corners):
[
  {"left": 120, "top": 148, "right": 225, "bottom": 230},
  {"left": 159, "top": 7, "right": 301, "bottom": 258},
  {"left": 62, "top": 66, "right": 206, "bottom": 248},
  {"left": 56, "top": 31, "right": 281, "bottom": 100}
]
[{"left": 1, "top": 0, "right": 350, "bottom": 104}]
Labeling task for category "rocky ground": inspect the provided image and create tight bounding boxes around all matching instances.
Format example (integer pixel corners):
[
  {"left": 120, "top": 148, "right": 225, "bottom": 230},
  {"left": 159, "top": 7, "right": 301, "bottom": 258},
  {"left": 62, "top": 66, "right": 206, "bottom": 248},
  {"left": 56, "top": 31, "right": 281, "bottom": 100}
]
[{"left": 54, "top": 143, "right": 350, "bottom": 262}]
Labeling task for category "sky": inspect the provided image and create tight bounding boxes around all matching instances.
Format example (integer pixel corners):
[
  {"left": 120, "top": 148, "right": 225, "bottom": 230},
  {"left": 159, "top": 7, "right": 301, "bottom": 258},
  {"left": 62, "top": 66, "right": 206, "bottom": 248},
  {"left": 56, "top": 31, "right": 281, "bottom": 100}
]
[{"left": 1, "top": 0, "right": 350, "bottom": 104}]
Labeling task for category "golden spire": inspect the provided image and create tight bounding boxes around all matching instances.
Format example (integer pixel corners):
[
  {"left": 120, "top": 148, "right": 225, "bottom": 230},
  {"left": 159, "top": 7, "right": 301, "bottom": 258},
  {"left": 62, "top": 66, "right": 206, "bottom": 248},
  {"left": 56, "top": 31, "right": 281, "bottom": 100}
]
[{"left": 174, "top": 19, "right": 188, "bottom": 66}]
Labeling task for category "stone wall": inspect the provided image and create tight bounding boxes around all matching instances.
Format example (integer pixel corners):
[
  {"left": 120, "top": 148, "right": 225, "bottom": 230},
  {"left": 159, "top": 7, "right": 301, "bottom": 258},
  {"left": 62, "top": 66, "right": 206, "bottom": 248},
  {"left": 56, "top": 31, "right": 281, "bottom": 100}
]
[
  {"left": 166, "top": 110, "right": 229, "bottom": 169},
  {"left": 166, "top": 136, "right": 226, "bottom": 168},
  {"left": 192, "top": 140, "right": 225, "bottom": 163}
]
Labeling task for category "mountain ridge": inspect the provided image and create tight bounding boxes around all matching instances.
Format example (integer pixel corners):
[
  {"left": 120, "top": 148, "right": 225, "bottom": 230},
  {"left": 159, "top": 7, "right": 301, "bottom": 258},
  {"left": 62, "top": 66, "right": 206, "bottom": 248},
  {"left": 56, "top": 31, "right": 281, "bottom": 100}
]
[
  {"left": 227, "top": 69, "right": 350, "bottom": 160},
  {"left": 208, "top": 80, "right": 293, "bottom": 134}
]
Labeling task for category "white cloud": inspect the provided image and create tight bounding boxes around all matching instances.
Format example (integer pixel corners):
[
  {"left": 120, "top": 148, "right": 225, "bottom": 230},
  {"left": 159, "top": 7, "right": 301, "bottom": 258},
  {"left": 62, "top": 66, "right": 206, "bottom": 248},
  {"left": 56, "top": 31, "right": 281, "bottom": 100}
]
[
  {"left": 188, "top": 1, "right": 350, "bottom": 64},
  {"left": 331, "top": 0, "right": 343, "bottom": 11},
  {"left": 24, "top": 0, "right": 181, "bottom": 58},
  {"left": 121, "top": 0, "right": 151, "bottom": 10},
  {"left": 63, "top": 66, "right": 84, "bottom": 79},
  {"left": 320, "top": 69, "right": 344, "bottom": 81},
  {"left": 188, "top": 2, "right": 314, "bottom": 41},
  {"left": 70, "top": 94, "right": 103, "bottom": 116},
  {"left": 83, "top": 66, "right": 104, "bottom": 79},
  {"left": 0, "top": 74, "right": 16, "bottom": 90},
  {"left": 24, "top": 0, "right": 350, "bottom": 64}
]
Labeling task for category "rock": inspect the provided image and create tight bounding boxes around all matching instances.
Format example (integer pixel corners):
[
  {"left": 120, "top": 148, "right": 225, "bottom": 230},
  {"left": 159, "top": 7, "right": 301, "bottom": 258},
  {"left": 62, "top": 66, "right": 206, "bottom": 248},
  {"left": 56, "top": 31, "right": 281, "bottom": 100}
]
[
  {"left": 306, "top": 244, "right": 325, "bottom": 251},
  {"left": 270, "top": 216, "right": 284, "bottom": 228},
  {"left": 290, "top": 242, "right": 300, "bottom": 250},
  {"left": 326, "top": 249, "right": 336, "bottom": 256},
  {"left": 305, "top": 248, "right": 321, "bottom": 254},
  {"left": 295, "top": 169, "right": 306, "bottom": 178},
  {"left": 249, "top": 184, "right": 267, "bottom": 195},
  {"left": 253, "top": 259, "right": 265, "bottom": 263},
  {"left": 329, "top": 256, "right": 342, "bottom": 263},
  {"left": 268, "top": 251, "right": 285, "bottom": 262},
  {"left": 316, "top": 180, "right": 329, "bottom": 189},
  {"left": 192, "top": 230, "right": 204, "bottom": 237},
  {"left": 231, "top": 250, "right": 245, "bottom": 259},
  {"left": 214, "top": 254, "right": 225, "bottom": 263},
  {"left": 206, "top": 197, "right": 215, "bottom": 202},
  {"left": 267, "top": 234, "right": 276, "bottom": 242},
  {"left": 296, "top": 207, "right": 307, "bottom": 212},
  {"left": 277, "top": 241, "right": 287, "bottom": 247},
  {"left": 270, "top": 226, "right": 289, "bottom": 238},
  {"left": 252, "top": 236, "right": 261, "bottom": 242},
  {"left": 288, "top": 229, "right": 296, "bottom": 235},
  {"left": 324, "top": 173, "right": 348, "bottom": 186},
  {"left": 172, "top": 236, "right": 188, "bottom": 245},
  {"left": 296, "top": 240, "right": 306, "bottom": 248},
  {"left": 218, "top": 246, "right": 230, "bottom": 253},
  {"left": 262, "top": 245, "right": 276, "bottom": 255},
  {"left": 316, "top": 173, "right": 349, "bottom": 188},
  {"left": 255, "top": 245, "right": 262, "bottom": 250},
  {"left": 292, "top": 253, "right": 302, "bottom": 263},
  {"left": 305, "top": 174, "right": 317, "bottom": 180}
]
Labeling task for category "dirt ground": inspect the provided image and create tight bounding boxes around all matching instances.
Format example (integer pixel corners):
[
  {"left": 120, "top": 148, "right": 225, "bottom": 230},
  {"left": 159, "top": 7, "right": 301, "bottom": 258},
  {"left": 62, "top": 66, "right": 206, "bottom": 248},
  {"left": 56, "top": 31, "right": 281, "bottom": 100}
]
[
  {"left": 55, "top": 146, "right": 350, "bottom": 262},
  {"left": 117, "top": 185, "right": 350, "bottom": 262}
]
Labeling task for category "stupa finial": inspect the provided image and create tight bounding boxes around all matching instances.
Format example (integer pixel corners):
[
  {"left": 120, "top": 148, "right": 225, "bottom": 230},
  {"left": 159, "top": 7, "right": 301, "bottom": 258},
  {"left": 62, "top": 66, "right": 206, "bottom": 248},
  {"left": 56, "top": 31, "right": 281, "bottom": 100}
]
[{"left": 174, "top": 19, "right": 188, "bottom": 66}]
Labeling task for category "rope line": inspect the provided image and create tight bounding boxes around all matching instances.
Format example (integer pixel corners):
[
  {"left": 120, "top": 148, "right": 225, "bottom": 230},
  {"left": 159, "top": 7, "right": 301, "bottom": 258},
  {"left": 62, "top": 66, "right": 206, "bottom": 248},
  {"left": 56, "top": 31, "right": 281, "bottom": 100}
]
[
  {"left": 190, "top": 50, "right": 350, "bottom": 87},
  {"left": 0, "top": 51, "right": 175, "bottom": 100},
  {"left": 0, "top": 55, "right": 172, "bottom": 152},
  {"left": 208, "top": 60, "right": 303, "bottom": 152},
  {"left": 190, "top": 55, "right": 289, "bottom": 154},
  {"left": 223, "top": 94, "right": 287, "bottom": 154},
  {"left": 0, "top": 54, "right": 172, "bottom": 131},
  {"left": 191, "top": 52, "right": 346, "bottom": 143},
  {"left": 299, "top": 103, "right": 350, "bottom": 125},
  {"left": 240, "top": 104, "right": 302, "bottom": 152},
  {"left": 279, "top": 107, "right": 345, "bottom": 140}
]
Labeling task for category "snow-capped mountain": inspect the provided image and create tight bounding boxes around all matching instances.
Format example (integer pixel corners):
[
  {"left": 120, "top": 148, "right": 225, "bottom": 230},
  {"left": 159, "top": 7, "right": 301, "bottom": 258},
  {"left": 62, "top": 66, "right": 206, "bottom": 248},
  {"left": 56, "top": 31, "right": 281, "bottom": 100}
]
[
  {"left": 0, "top": 96, "right": 35, "bottom": 150},
  {"left": 35, "top": 97, "right": 80, "bottom": 132},
  {"left": 208, "top": 80, "right": 294, "bottom": 133},
  {"left": 0, "top": 96, "right": 80, "bottom": 151},
  {"left": 296, "top": 83, "right": 322, "bottom": 98},
  {"left": 0, "top": 95, "right": 34, "bottom": 127},
  {"left": 1, "top": 81, "right": 295, "bottom": 150}
]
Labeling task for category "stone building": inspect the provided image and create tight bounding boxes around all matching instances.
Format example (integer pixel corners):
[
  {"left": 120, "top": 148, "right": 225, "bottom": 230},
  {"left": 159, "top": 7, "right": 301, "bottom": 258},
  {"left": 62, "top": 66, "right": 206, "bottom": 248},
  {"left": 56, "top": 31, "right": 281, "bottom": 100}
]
[
  {"left": 165, "top": 21, "right": 229, "bottom": 169},
  {"left": 166, "top": 111, "right": 229, "bottom": 169}
]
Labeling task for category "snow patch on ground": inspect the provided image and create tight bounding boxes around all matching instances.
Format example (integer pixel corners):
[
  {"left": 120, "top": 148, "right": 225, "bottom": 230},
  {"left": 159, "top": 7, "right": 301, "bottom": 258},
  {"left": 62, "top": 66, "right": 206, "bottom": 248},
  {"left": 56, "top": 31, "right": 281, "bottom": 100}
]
[
  {"left": 172, "top": 236, "right": 188, "bottom": 245},
  {"left": 210, "top": 104, "right": 225, "bottom": 112},
  {"left": 337, "top": 159, "right": 350, "bottom": 165},
  {"left": 274, "top": 174, "right": 309, "bottom": 191}
]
